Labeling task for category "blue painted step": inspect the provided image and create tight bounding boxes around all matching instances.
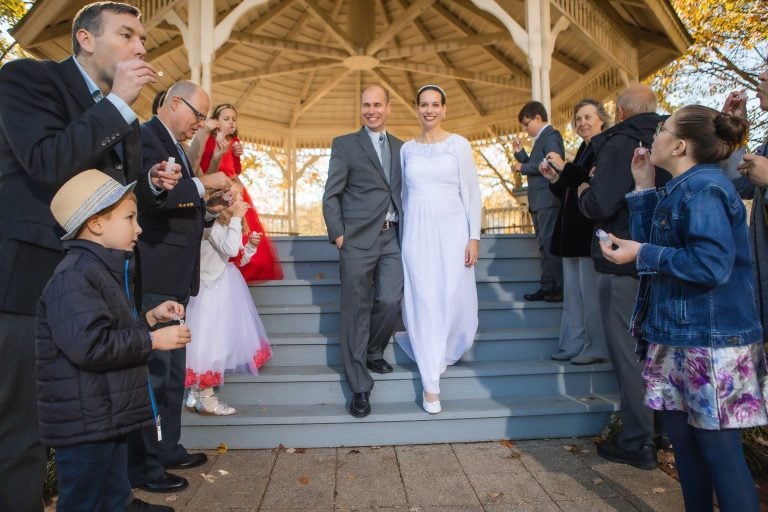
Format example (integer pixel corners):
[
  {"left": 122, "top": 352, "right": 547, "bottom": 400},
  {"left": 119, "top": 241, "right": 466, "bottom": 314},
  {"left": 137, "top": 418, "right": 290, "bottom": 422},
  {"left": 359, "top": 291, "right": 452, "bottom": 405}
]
[{"left": 180, "top": 235, "right": 619, "bottom": 449}]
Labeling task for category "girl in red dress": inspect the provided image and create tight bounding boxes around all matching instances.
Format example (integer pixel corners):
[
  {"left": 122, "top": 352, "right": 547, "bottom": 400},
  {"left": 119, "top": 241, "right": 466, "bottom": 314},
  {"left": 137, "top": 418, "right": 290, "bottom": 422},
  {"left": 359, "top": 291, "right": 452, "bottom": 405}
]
[{"left": 196, "top": 104, "right": 283, "bottom": 281}]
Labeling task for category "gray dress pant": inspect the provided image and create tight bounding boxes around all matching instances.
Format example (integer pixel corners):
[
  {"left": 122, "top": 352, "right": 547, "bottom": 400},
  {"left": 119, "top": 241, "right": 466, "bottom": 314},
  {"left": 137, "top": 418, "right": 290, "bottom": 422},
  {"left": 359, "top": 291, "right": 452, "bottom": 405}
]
[
  {"left": 598, "top": 272, "right": 654, "bottom": 450},
  {"left": 0, "top": 313, "right": 46, "bottom": 512},
  {"left": 338, "top": 227, "right": 403, "bottom": 393},
  {"left": 531, "top": 207, "right": 563, "bottom": 292}
]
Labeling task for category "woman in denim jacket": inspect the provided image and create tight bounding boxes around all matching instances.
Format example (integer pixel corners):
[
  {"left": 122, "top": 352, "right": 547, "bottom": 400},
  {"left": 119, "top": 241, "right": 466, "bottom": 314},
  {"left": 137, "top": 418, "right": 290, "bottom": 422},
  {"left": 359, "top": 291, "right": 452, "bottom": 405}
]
[{"left": 600, "top": 105, "right": 765, "bottom": 512}]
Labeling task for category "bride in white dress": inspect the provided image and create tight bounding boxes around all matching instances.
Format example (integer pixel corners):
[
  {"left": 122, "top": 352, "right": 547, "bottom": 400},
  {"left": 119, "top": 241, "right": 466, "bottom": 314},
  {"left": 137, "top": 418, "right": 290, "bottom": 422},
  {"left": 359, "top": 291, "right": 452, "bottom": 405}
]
[{"left": 395, "top": 85, "right": 482, "bottom": 414}]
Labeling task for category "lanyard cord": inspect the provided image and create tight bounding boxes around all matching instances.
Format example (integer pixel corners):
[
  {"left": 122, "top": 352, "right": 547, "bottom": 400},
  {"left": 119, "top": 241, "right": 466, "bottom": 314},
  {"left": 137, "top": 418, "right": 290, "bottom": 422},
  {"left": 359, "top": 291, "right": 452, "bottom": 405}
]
[{"left": 124, "top": 259, "right": 161, "bottom": 435}]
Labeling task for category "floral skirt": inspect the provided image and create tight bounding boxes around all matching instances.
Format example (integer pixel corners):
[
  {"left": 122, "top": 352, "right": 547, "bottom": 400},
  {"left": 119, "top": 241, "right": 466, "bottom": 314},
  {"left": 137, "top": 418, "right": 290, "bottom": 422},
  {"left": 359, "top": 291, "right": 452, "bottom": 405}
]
[{"left": 643, "top": 342, "right": 768, "bottom": 429}]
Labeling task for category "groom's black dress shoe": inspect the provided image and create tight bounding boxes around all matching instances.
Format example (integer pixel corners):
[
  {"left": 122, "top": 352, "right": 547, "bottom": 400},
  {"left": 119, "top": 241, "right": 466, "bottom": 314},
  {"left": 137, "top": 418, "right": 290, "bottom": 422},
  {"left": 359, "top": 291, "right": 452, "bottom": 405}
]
[
  {"left": 166, "top": 452, "right": 208, "bottom": 470},
  {"left": 524, "top": 288, "right": 548, "bottom": 301},
  {"left": 366, "top": 359, "right": 393, "bottom": 374},
  {"left": 349, "top": 391, "right": 371, "bottom": 418},
  {"left": 138, "top": 472, "right": 188, "bottom": 493}
]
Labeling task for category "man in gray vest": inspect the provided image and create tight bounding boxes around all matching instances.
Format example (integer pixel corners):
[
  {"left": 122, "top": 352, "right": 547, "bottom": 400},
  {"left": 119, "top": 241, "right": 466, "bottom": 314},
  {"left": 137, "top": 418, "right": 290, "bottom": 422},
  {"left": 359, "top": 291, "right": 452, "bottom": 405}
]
[{"left": 323, "top": 85, "right": 404, "bottom": 418}]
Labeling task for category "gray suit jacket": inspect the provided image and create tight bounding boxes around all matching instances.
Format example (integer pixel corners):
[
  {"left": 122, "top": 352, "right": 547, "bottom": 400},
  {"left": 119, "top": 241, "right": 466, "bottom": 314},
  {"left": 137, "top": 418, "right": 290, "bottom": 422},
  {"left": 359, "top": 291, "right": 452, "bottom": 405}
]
[
  {"left": 323, "top": 127, "right": 403, "bottom": 250},
  {"left": 514, "top": 124, "right": 565, "bottom": 212}
]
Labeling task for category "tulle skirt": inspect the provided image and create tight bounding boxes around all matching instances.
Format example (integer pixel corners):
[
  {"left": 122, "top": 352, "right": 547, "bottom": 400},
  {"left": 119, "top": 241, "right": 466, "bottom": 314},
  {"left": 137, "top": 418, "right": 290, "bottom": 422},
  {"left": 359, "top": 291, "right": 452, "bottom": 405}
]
[{"left": 184, "top": 263, "right": 271, "bottom": 388}]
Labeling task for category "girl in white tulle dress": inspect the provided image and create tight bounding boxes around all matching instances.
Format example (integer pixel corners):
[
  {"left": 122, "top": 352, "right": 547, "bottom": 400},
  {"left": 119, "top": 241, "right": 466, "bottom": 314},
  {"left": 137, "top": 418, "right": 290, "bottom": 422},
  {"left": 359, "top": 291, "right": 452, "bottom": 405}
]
[
  {"left": 395, "top": 85, "right": 482, "bottom": 414},
  {"left": 185, "top": 181, "right": 272, "bottom": 415}
]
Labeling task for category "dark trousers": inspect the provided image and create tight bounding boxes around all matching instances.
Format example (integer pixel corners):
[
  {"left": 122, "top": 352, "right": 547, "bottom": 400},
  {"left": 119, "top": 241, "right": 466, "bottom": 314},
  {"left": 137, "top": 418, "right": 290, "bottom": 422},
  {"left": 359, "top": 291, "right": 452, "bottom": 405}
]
[
  {"left": 128, "top": 292, "right": 188, "bottom": 486},
  {"left": 55, "top": 437, "right": 129, "bottom": 512},
  {"left": 664, "top": 411, "right": 759, "bottom": 512},
  {"left": 338, "top": 227, "right": 403, "bottom": 393},
  {"left": 531, "top": 207, "right": 563, "bottom": 291},
  {"left": 0, "top": 312, "right": 46, "bottom": 512},
  {"left": 597, "top": 273, "right": 654, "bottom": 450}
]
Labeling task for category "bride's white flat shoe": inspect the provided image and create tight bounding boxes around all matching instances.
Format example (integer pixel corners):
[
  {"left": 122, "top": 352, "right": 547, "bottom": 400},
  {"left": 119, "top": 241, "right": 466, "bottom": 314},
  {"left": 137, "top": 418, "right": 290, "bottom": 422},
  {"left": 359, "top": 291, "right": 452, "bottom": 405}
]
[{"left": 422, "top": 392, "right": 441, "bottom": 414}]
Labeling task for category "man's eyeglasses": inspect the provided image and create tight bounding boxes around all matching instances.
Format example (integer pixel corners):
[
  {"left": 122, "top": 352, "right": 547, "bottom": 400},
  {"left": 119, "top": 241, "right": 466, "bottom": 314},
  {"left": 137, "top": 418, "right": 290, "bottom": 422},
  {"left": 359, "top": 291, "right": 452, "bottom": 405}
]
[
  {"left": 521, "top": 118, "right": 531, "bottom": 127},
  {"left": 655, "top": 121, "right": 680, "bottom": 138},
  {"left": 179, "top": 97, "right": 207, "bottom": 123}
]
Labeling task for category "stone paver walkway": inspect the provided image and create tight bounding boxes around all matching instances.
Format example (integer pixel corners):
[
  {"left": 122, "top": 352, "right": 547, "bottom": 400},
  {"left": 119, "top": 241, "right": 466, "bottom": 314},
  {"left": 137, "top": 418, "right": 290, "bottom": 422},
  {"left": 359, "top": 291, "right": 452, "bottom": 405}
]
[{"left": 135, "top": 438, "right": 684, "bottom": 511}]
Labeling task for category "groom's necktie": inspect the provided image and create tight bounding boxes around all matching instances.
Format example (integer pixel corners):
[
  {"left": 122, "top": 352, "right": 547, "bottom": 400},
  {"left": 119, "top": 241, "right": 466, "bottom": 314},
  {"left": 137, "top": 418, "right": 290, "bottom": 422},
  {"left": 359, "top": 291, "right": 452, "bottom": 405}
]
[{"left": 379, "top": 133, "right": 391, "bottom": 184}]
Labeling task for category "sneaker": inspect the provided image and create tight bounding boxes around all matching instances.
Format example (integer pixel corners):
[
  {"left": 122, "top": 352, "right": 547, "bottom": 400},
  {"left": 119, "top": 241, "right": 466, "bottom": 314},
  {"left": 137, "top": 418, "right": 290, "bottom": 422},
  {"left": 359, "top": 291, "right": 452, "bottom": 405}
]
[
  {"left": 126, "top": 497, "right": 174, "bottom": 511},
  {"left": 597, "top": 440, "right": 657, "bottom": 470}
]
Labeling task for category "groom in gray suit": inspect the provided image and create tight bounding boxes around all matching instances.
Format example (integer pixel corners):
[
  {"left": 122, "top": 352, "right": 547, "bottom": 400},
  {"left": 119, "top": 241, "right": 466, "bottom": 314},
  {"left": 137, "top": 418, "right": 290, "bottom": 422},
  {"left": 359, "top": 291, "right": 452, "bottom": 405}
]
[{"left": 323, "top": 85, "right": 404, "bottom": 418}]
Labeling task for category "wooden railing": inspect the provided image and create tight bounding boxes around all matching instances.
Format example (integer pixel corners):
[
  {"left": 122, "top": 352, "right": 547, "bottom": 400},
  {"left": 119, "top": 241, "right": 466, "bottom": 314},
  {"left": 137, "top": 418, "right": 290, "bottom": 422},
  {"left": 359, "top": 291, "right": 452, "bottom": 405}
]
[
  {"left": 481, "top": 207, "right": 534, "bottom": 235},
  {"left": 260, "top": 214, "right": 298, "bottom": 236}
]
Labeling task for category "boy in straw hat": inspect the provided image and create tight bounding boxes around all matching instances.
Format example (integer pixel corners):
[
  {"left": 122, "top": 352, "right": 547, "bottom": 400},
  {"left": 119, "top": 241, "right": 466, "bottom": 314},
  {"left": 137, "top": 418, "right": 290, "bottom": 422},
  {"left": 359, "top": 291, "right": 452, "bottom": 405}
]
[{"left": 36, "top": 170, "right": 191, "bottom": 511}]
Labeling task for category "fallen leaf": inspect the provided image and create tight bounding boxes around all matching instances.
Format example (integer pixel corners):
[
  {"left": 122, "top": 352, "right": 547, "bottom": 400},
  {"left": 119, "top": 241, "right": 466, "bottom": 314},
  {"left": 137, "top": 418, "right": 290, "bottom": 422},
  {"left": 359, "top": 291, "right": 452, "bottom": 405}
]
[
  {"left": 348, "top": 449, "right": 361, "bottom": 454},
  {"left": 652, "top": 487, "right": 666, "bottom": 494},
  {"left": 505, "top": 451, "right": 521, "bottom": 459},
  {"left": 581, "top": 450, "right": 589, "bottom": 454},
  {"left": 563, "top": 445, "right": 576, "bottom": 452},
  {"left": 347, "top": 474, "right": 356, "bottom": 480},
  {"left": 201, "top": 473, "right": 215, "bottom": 483},
  {"left": 218, "top": 470, "right": 229, "bottom": 476},
  {"left": 259, "top": 407, "right": 268, "bottom": 412},
  {"left": 165, "top": 495, "right": 178, "bottom": 502},
  {"left": 316, "top": 272, "right": 325, "bottom": 279},
  {"left": 286, "top": 448, "right": 296, "bottom": 454},
  {"left": 592, "top": 478, "right": 604, "bottom": 485},
  {"left": 499, "top": 439, "right": 515, "bottom": 449},
  {"left": 486, "top": 491, "right": 503, "bottom": 502},
  {"left": 298, "top": 476, "right": 310, "bottom": 485},
  {"left": 295, "top": 448, "right": 307, "bottom": 454},
  {"left": 217, "top": 442, "right": 228, "bottom": 454}
]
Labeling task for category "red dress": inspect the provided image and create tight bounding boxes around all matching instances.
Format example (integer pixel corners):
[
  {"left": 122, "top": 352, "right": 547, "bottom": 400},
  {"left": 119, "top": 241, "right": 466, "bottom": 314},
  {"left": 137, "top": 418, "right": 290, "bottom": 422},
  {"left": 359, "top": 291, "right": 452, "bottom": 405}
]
[{"left": 201, "top": 135, "right": 284, "bottom": 281}]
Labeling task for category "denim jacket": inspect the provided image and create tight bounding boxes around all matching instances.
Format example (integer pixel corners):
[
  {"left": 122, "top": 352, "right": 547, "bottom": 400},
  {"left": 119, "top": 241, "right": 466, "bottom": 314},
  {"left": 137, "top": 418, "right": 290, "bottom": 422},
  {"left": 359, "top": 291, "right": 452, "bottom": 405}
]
[{"left": 627, "top": 162, "right": 762, "bottom": 348}]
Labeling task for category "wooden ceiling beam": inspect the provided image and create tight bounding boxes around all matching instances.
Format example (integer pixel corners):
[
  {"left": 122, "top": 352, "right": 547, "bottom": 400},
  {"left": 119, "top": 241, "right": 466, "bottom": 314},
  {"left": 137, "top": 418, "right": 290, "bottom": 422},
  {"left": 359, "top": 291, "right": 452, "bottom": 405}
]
[
  {"left": 430, "top": 1, "right": 527, "bottom": 77},
  {"left": 365, "top": 0, "right": 436, "bottom": 55},
  {"left": 291, "top": 68, "right": 353, "bottom": 126},
  {"left": 214, "top": 59, "right": 340, "bottom": 84},
  {"left": 146, "top": 36, "right": 184, "bottom": 62},
  {"left": 380, "top": 60, "right": 528, "bottom": 89},
  {"left": 231, "top": 32, "right": 348, "bottom": 59},
  {"left": 375, "top": 32, "right": 510, "bottom": 60},
  {"left": 297, "top": 0, "right": 357, "bottom": 55}
]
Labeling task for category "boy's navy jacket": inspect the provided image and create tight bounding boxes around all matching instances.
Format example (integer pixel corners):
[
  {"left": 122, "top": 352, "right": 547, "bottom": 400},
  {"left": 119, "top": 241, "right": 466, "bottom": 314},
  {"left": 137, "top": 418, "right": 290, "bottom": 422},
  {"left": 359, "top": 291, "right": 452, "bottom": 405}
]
[{"left": 35, "top": 240, "right": 154, "bottom": 447}]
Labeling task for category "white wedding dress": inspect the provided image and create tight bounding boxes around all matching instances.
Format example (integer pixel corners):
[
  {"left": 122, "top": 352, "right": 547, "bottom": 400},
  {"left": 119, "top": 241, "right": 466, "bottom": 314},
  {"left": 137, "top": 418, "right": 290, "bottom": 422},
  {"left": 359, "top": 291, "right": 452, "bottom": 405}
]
[{"left": 395, "top": 134, "right": 479, "bottom": 395}]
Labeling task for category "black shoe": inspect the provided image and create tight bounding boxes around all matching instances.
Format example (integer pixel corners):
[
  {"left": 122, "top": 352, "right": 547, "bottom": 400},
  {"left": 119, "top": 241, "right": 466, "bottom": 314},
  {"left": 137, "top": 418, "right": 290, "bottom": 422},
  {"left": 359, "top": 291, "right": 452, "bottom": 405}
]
[
  {"left": 366, "top": 359, "right": 393, "bottom": 374},
  {"left": 126, "top": 497, "right": 175, "bottom": 511},
  {"left": 166, "top": 452, "right": 208, "bottom": 470},
  {"left": 544, "top": 290, "right": 564, "bottom": 302},
  {"left": 524, "top": 288, "right": 549, "bottom": 301},
  {"left": 653, "top": 434, "right": 672, "bottom": 451},
  {"left": 597, "top": 440, "right": 657, "bottom": 470},
  {"left": 349, "top": 391, "right": 371, "bottom": 418},
  {"left": 138, "top": 473, "right": 189, "bottom": 493}
]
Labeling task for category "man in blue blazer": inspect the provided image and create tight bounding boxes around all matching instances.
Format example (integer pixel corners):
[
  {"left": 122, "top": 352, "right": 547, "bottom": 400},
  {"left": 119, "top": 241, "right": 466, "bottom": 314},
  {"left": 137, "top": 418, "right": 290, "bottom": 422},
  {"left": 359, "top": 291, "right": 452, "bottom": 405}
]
[
  {"left": 513, "top": 101, "right": 565, "bottom": 302},
  {"left": 0, "top": 3, "right": 178, "bottom": 510},
  {"left": 128, "top": 80, "right": 230, "bottom": 495}
]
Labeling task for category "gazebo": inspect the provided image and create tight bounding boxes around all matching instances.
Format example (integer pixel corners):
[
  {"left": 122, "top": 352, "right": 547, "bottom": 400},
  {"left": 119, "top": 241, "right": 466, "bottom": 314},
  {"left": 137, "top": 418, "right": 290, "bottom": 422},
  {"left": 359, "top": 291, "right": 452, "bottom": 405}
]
[{"left": 11, "top": 0, "right": 691, "bottom": 231}]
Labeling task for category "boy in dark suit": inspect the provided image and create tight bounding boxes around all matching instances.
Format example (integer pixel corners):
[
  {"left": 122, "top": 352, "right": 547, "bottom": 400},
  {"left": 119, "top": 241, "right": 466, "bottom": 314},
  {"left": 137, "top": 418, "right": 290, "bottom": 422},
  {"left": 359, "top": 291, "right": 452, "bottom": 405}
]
[{"left": 513, "top": 101, "right": 566, "bottom": 302}]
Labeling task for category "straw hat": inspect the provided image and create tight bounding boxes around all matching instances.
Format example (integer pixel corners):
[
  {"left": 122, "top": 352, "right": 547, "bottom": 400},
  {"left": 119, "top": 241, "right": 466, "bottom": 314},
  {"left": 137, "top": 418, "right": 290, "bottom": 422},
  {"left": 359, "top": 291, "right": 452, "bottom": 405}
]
[{"left": 50, "top": 169, "right": 136, "bottom": 240}]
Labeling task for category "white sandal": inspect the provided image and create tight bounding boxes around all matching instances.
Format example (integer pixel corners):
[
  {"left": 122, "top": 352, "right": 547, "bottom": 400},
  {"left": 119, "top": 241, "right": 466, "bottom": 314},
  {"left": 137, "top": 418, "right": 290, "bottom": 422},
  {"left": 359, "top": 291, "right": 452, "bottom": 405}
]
[{"left": 195, "top": 389, "right": 237, "bottom": 416}]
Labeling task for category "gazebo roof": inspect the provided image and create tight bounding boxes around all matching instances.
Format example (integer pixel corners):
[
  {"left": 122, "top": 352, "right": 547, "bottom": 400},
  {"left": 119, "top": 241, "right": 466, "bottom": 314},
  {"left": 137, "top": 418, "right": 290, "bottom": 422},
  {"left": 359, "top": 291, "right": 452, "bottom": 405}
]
[{"left": 12, "top": 0, "right": 691, "bottom": 147}]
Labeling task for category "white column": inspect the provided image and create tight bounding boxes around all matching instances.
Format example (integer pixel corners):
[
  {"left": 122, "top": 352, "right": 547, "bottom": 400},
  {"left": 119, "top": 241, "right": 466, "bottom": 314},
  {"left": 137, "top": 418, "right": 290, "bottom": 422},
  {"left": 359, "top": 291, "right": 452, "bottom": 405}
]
[
  {"left": 199, "top": 0, "right": 215, "bottom": 95},
  {"left": 538, "top": 0, "right": 552, "bottom": 113},
  {"left": 186, "top": 0, "right": 201, "bottom": 84},
  {"left": 526, "top": 0, "right": 542, "bottom": 104}
]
